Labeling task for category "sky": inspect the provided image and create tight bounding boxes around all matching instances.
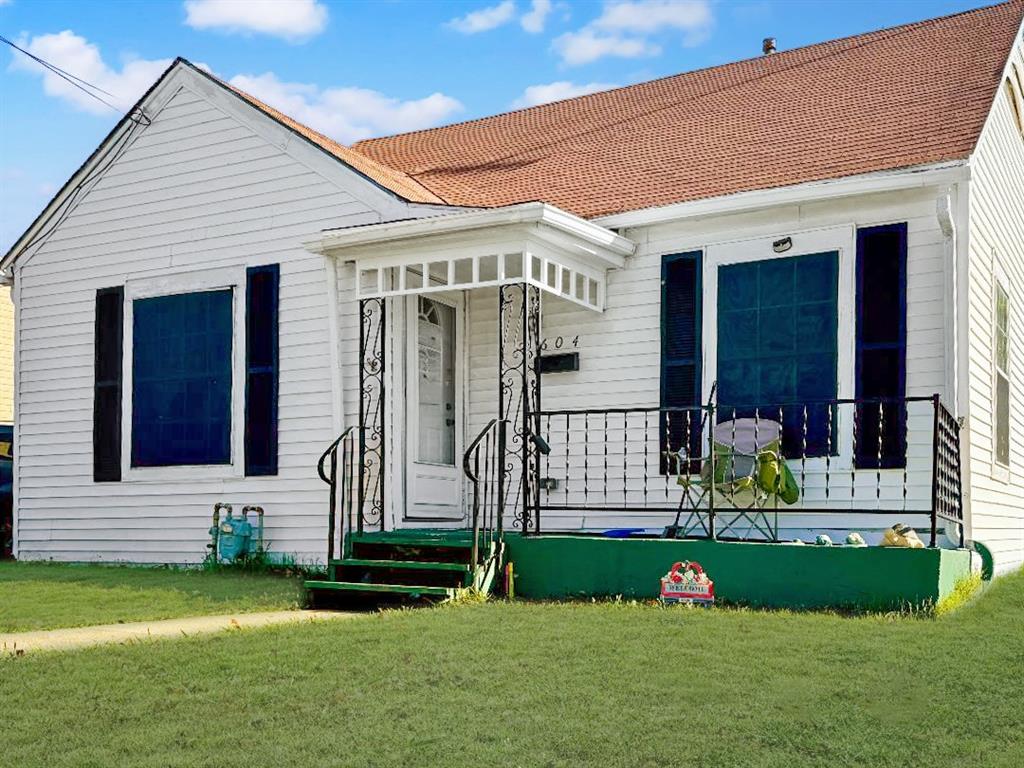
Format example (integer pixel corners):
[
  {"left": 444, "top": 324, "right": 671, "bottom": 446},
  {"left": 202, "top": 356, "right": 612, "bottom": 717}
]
[{"left": 0, "top": 0, "right": 998, "bottom": 252}]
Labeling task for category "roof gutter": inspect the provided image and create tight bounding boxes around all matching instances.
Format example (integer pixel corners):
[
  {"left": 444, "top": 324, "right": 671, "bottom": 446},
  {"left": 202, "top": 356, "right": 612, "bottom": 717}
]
[{"left": 594, "top": 160, "right": 972, "bottom": 230}]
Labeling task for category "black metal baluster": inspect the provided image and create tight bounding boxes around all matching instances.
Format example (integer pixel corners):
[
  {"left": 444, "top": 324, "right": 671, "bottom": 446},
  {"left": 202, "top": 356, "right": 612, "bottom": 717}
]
[
  {"left": 623, "top": 411, "right": 629, "bottom": 505},
  {"left": 643, "top": 410, "right": 650, "bottom": 507},
  {"left": 825, "top": 403, "right": 833, "bottom": 502},
  {"left": 851, "top": 403, "right": 859, "bottom": 506},
  {"left": 603, "top": 412, "right": 609, "bottom": 506},
  {"left": 664, "top": 410, "right": 672, "bottom": 501},
  {"left": 565, "top": 413, "right": 570, "bottom": 506},
  {"left": 801, "top": 405, "right": 808, "bottom": 504},
  {"left": 584, "top": 413, "right": 590, "bottom": 505},
  {"left": 876, "top": 401, "right": 884, "bottom": 505},
  {"left": 902, "top": 401, "right": 909, "bottom": 514}
]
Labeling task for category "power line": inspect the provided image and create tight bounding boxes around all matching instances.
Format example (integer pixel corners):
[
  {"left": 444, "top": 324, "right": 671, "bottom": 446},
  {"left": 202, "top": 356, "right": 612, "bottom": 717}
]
[{"left": 0, "top": 33, "right": 133, "bottom": 116}]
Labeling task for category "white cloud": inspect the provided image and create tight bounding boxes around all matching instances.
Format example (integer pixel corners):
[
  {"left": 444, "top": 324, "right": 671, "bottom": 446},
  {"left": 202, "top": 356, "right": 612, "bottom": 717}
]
[
  {"left": 511, "top": 80, "right": 617, "bottom": 108},
  {"left": 184, "top": 0, "right": 328, "bottom": 40},
  {"left": 229, "top": 72, "right": 463, "bottom": 144},
  {"left": 554, "top": 0, "right": 713, "bottom": 65},
  {"left": 8, "top": 30, "right": 171, "bottom": 114},
  {"left": 447, "top": 1, "right": 517, "bottom": 34},
  {"left": 594, "top": 0, "right": 712, "bottom": 37},
  {"left": 520, "top": 0, "right": 553, "bottom": 33},
  {"left": 553, "top": 29, "right": 659, "bottom": 66}
]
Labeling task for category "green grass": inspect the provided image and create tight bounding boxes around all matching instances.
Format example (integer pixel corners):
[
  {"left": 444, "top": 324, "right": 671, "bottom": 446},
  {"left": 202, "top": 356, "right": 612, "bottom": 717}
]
[
  {"left": 1, "top": 570, "right": 1022, "bottom": 766},
  {"left": 0, "top": 562, "right": 303, "bottom": 632}
]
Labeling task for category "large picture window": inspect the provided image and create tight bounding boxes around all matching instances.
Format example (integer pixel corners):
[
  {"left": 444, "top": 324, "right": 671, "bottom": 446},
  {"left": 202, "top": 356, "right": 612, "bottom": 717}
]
[
  {"left": 716, "top": 251, "right": 839, "bottom": 456},
  {"left": 131, "top": 290, "right": 233, "bottom": 467}
]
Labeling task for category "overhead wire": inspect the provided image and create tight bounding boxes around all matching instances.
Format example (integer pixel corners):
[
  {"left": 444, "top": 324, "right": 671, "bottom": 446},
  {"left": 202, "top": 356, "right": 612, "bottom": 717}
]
[{"left": 1, "top": 33, "right": 154, "bottom": 264}]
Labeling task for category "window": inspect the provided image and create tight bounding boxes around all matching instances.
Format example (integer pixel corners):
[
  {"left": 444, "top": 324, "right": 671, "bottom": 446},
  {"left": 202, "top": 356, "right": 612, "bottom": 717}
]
[
  {"left": 716, "top": 251, "right": 838, "bottom": 457},
  {"left": 95, "top": 265, "right": 280, "bottom": 480},
  {"left": 995, "top": 280, "right": 1010, "bottom": 469},
  {"left": 855, "top": 223, "right": 907, "bottom": 468},
  {"left": 131, "top": 290, "right": 233, "bottom": 467},
  {"left": 416, "top": 296, "right": 456, "bottom": 465},
  {"left": 660, "top": 251, "right": 702, "bottom": 470},
  {"left": 1007, "top": 67, "right": 1024, "bottom": 139}
]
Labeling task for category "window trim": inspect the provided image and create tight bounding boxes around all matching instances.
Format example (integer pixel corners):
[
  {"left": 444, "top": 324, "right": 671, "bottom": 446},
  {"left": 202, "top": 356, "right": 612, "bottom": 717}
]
[
  {"left": 993, "top": 266, "right": 1011, "bottom": 476},
  {"left": 121, "top": 266, "right": 247, "bottom": 482},
  {"left": 703, "top": 224, "right": 856, "bottom": 470}
]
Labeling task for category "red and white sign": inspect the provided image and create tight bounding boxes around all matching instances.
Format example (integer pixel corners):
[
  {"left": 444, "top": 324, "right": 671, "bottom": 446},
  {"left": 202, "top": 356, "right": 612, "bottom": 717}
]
[{"left": 659, "top": 561, "right": 715, "bottom": 606}]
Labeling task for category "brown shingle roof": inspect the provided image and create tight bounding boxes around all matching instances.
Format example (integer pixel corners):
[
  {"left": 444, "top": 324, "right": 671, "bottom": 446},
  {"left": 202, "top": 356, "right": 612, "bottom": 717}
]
[
  {"left": 346, "top": 1, "right": 1023, "bottom": 219},
  {"left": 221, "top": 80, "right": 446, "bottom": 205}
]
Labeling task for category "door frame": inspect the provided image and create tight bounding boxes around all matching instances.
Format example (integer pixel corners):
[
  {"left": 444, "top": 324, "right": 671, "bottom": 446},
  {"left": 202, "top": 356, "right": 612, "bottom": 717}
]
[{"left": 403, "top": 291, "right": 467, "bottom": 521}]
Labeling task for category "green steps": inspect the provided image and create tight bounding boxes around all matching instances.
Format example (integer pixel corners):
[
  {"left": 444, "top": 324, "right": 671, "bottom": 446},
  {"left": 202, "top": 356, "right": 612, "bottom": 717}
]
[
  {"left": 304, "top": 580, "right": 454, "bottom": 599},
  {"left": 305, "top": 529, "right": 499, "bottom": 607}
]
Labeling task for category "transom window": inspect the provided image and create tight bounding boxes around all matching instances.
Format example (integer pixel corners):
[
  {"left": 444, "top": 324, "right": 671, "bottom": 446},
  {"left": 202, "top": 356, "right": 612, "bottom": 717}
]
[{"left": 131, "top": 290, "right": 233, "bottom": 467}]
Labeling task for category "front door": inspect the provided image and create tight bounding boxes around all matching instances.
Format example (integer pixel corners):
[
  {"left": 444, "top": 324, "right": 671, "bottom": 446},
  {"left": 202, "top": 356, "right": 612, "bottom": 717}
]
[{"left": 406, "top": 294, "right": 464, "bottom": 520}]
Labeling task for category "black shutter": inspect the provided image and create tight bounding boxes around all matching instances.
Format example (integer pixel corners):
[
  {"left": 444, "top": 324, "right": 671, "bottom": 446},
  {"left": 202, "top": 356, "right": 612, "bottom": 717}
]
[
  {"left": 661, "top": 251, "right": 703, "bottom": 472},
  {"left": 245, "top": 264, "right": 279, "bottom": 476},
  {"left": 93, "top": 287, "right": 123, "bottom": 482},
  {"left": 856, "top": 223, "right": 907, "bottom": 468}
]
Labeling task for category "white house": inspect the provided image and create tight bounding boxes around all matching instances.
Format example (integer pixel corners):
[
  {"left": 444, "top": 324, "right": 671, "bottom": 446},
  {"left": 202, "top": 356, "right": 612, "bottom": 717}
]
[{"left": 3, "top": 1, "right": 1023, "bottom": 582}]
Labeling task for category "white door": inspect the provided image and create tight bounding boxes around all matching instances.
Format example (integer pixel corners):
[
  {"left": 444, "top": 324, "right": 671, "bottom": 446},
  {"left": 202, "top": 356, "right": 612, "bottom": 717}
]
[{"left": 406, "top": 294, "right": 464, "bottom": 520}]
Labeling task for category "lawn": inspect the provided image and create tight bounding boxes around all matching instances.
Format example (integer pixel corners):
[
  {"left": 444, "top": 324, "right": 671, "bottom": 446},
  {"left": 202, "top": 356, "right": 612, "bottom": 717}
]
[
  {"left": 0, "top": 562, "right": 303, "bottom": 632},
  {"left": 1, "top": 570, "right": 1022, "bottom": 767}
]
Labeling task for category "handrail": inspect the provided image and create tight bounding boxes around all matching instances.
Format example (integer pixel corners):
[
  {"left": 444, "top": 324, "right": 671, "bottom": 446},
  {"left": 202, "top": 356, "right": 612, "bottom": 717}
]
[
  {"left": 319, "top": 427, "right": 358, "bottom": 563},
  {"left": 463, "top": 419, "right": 499, "bottom": 482},
  {"left": 463, "top": 419, "right": 506, "bottom": 568}
]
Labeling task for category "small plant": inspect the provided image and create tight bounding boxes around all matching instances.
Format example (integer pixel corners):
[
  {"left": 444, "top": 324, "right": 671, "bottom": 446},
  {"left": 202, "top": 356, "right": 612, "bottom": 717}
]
[{"left": 934, "top": 573, "right": 984, "bottom": 617}]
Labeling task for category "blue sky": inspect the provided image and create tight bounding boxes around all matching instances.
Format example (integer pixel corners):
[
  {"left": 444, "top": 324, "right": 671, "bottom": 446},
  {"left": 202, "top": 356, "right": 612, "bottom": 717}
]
[{"left": 0, "top": 0, "right": 993, "bottom": 251}]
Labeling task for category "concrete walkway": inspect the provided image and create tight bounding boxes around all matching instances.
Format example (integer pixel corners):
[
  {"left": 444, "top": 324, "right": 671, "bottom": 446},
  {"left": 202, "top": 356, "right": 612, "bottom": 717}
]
[{"left": 1, "top": 609, "right": 355, "bottom": 656}]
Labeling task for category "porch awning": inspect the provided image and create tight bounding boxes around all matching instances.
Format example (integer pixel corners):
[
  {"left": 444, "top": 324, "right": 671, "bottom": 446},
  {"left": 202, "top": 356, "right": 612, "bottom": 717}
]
[{"left": 305, "top": 203, "right": 636, "bottom": 312}]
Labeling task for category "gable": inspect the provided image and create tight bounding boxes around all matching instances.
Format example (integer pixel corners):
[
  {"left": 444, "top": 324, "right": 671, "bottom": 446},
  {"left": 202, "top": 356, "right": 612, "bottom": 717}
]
[{"left": 2, "top": 61, "right": 454, "bottom": 273}]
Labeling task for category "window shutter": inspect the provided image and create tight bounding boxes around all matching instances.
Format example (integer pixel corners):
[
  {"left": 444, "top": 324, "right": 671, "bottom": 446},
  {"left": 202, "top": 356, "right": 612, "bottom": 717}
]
[
  {"left": 93, "top": 287, "right": 124, "bottom": 482},
  {"left": 661, "top": 251, "right": 702, "bottom": 471},
  {"left": 245, "top": 264, "right": 279, "bottom": 476},
  {"left": 855, "top": 223, "right": 907, "bottom": 468}
]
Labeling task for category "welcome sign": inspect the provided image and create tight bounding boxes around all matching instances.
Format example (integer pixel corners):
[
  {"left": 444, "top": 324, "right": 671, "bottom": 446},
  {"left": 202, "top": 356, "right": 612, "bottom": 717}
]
[{"left": 659, "top": 561, "right": 715, "bottom": 606}]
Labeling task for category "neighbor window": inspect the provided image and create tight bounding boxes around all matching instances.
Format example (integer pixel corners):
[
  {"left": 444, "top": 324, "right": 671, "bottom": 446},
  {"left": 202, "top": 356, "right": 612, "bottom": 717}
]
[
  {"left": 1007, "top": 67, "right": 1024, "bottom": 139},
  {"left": 131, "top": 290, "right": 234, "bottom": 467},
  {"left": 994, "top": 280, "right": 1010, "bottom": 469}
]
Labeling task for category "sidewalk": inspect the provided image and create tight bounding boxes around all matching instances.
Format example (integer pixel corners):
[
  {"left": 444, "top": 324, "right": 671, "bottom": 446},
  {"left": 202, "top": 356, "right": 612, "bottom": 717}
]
[{"left": 1, "top": 609, "right": 355, "bottom": 655}]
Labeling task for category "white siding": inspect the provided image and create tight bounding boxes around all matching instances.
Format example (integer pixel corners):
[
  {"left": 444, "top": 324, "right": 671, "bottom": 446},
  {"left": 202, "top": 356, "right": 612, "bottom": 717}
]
[
  {"left": 13, "top": 76, "right": 418, "bottom": 564},
  {"left": 464, "top": 188, "right": 952, "bottom": 539},
  {"left": 965, "top": 40, "right": 1024, "bottom": 574}
]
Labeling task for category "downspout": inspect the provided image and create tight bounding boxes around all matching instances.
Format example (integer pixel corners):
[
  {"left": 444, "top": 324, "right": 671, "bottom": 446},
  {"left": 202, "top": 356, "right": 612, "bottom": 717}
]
[{"left": 936, "top": 181, "right": 972, "bottom": 545}]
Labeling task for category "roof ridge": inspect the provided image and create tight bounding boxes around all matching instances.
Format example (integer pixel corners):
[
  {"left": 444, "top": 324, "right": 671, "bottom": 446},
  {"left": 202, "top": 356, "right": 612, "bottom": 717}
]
[
  {"left": 400, "top": 15, "right": 938, "bottom": 181},
  {"left": 354, "top": 0, "right": 1022, "bottom": 149}
]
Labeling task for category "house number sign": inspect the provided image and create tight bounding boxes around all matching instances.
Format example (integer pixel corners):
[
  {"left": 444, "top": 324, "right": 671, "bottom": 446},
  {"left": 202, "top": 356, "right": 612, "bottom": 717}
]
[{"left": 540, "top": 335, "right": 580, "bottom": 351}]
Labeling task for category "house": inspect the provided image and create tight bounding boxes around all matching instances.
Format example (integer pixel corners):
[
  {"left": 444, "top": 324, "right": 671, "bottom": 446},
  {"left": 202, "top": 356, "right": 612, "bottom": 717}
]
[{"left": 2, "top": 2, "right": 1023, "bottom": 604}]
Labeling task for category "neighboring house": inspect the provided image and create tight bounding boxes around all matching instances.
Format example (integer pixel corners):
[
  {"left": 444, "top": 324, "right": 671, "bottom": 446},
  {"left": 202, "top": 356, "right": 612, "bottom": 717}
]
[
  {"left": 0, "top": 287, "right": 13, "bottom": 422},
  {"left": 2, "top": 2, "right": 1023, "bottom": 579}
]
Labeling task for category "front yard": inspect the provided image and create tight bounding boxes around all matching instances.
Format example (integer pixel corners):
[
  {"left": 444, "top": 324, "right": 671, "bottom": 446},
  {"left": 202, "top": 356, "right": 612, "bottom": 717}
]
[
  {"left": 0, "top": 561, "right": 303, "bottom": 632},
  {"left": 1, "top": 566, "right": 1022, "bottom": 767}
]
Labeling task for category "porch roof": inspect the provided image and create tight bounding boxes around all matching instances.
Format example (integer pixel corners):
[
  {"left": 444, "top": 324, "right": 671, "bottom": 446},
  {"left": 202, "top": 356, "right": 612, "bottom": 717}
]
[{"left": 306, "top": 203, "right": 636, "bottom": 312}]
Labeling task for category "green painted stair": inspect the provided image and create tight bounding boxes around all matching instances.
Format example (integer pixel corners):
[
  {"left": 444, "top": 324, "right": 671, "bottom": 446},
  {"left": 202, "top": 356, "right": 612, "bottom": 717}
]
[{"left": 304, "top": 530, "right": 502, "bottom": 607}]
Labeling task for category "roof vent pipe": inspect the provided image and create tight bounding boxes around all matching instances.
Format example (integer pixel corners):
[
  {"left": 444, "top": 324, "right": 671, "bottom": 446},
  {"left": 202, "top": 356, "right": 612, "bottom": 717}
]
[{"left": 762, "top": 37, "right": 776, "bottom": 55}]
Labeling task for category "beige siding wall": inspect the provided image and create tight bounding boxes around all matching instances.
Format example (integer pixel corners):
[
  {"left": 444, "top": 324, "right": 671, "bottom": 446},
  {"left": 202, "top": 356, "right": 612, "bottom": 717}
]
[
  {"left": 13, "top": 74, "right": 417, "bottom": 564},
  {"left": 965, "top": 40, "right": 1024, "bottom": 575}
]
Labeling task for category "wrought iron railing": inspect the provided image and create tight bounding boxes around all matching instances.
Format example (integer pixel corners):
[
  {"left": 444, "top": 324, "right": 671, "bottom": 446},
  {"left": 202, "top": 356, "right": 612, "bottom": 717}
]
[
  {"left": 317, "top": 427, "right": 358, "bottom": 563},
  {"left": 463, "top": 419, "right": 507, "bottom": 566},
  {"left": 534, "top": 394, "right": 963, "bottom": 546}
]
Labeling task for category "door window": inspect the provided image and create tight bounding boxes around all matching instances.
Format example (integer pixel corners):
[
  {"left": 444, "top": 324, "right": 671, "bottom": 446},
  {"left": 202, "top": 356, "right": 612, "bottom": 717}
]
[{"left": 417, "top": 297, "right": 456, "bottom": 465}]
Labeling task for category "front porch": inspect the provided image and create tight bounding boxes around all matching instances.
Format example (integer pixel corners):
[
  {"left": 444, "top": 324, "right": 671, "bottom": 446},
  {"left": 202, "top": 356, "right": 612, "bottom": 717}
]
[{"left": 303, "top": 203, "right": 969, "bottom": 606}]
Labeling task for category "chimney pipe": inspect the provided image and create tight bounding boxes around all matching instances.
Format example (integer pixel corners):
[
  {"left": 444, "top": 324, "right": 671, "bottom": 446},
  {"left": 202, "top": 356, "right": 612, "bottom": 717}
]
[{"left": 762, "top": 37, "right": 776, "bottom": 55}]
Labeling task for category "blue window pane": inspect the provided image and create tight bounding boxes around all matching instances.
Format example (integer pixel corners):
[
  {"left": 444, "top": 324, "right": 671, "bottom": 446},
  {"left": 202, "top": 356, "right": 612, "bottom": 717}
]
[
  {"left": 132, "top": 290, "right": 233, "bottom": 467},
  {"left": 717, "top": 252, "right": 838, "bottom": 456}
]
